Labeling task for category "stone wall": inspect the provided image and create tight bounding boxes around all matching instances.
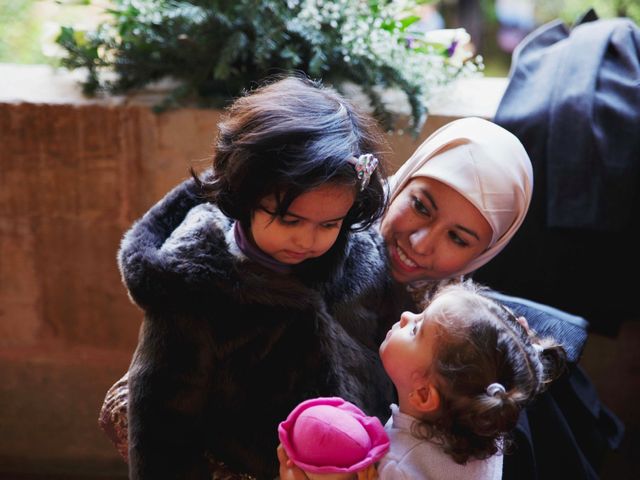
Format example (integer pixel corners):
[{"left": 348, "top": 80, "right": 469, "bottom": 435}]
[{"left": 0, "top": 64, "right": 505, "bottom": 477}]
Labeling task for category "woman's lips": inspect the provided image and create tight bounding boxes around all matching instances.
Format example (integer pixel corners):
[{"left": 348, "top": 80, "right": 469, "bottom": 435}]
[{"left": 391, "top": 243, "right": 420, "bottom": 272}]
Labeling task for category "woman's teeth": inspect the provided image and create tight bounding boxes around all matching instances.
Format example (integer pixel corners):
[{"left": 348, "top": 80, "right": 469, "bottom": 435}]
[{"left": 396, "top": 245, "right": 417, "bottom": 268}]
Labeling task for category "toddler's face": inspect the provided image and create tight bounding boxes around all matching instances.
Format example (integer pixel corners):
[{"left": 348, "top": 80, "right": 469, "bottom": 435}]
[
  {"left": 380, "top": 177, "right": 492, "bottom": 283},
  {"left": 251, "top": 183, "right": 355, "bottom": 264},
  {"left": 379, "top": 309, "right": 438, "bottom": 397}
]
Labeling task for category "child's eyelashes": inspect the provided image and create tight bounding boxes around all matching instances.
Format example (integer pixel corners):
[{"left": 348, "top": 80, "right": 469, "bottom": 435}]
[
  {"left": 278, "top": 217, "right": 299, "bottom": 226},
  {"left": 320, "top": 221, "right": 341, "bottom": 230}
]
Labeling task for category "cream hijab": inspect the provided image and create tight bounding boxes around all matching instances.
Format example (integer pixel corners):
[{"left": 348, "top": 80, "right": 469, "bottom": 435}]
[{"left": 388, "top": 117, "right": 533, "bottom": 278}]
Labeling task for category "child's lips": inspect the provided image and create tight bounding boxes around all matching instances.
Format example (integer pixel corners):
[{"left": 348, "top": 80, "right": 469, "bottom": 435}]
[{"left": 283, "top": 250, "right": 308, "bottom": 260}]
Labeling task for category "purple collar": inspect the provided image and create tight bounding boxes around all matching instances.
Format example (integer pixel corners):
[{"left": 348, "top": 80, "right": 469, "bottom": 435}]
[{"left": 233, "top": 221, "right": 292, "bottom": 274}]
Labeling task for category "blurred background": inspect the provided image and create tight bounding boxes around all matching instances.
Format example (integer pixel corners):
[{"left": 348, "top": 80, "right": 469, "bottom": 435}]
[
  {"left": 1, "top": 1, "right": 638, "bottom": 479},
  {"left": 2, "top": 0, "right": 639, "bottom": 74}
]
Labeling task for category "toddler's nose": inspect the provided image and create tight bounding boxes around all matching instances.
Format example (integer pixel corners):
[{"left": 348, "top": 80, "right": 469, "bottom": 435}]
[{"left": 399, "top": 312, "right": 412, "bottom": 327}]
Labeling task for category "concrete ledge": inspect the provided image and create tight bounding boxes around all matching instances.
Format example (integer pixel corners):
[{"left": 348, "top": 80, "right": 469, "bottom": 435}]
[{"left": 0, "top": 63, "right": 507, "bottom": 116}]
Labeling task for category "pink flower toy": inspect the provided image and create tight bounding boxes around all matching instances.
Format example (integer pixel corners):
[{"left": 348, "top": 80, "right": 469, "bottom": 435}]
[{"left": 278, "top": 397, "right": 390, "bottom": 480}]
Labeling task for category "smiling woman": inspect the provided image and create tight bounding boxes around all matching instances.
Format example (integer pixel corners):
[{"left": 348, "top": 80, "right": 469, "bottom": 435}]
[{"left": 381, "top": 117, "right": 532, "bottom": 286}]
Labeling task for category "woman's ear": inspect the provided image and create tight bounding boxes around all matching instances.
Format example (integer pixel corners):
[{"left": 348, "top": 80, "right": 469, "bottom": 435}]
[{"left": 409, "top": 383, "right": 440, "bottom": 413}]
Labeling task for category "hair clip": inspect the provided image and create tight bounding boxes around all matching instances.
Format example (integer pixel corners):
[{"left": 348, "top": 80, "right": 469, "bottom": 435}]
[
  {"left": 348, "top": 153, "right": 379, "bottom": 191},
  {"left": 532, "top": 343, "right": 544, "bottom": 353},
  {"left": 486, "top": 382, "right": 506, "bottom": 397}
]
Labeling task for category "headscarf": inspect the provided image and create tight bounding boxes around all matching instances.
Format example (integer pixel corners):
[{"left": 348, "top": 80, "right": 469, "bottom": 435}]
[{"left": 388, "top": 117, "right": 533, "bottom": 278}]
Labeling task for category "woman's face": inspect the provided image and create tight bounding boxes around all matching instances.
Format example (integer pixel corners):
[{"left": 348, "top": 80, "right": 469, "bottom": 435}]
[
  {"left": 251, "top": 183, "right": 355, "bottom": 264},
  {"left": 380, "top": 177, "right": 493, "bottom": 283}
]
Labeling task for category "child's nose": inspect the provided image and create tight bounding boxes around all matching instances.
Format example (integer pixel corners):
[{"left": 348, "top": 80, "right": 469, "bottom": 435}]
[
  {"left": 293, "top": 226, "right": 315, "bottom": 250},
  {"left": 399, "top": 312, "right": 413, "bottom": 327}
]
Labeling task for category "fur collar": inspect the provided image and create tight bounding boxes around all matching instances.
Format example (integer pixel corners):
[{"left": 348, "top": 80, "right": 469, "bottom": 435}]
[{"left": 117, "top": 178, "right": 388, "bottom": 311}]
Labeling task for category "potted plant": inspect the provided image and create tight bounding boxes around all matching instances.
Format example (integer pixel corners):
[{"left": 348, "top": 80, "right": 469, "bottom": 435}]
[{"left": 56, "top": 0, "right": 482, "bottom": 134}]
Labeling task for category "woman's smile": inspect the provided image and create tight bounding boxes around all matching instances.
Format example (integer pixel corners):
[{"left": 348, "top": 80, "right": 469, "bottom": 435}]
[{"left": 395, "top": 243, "right": 419, "bottom": 269}]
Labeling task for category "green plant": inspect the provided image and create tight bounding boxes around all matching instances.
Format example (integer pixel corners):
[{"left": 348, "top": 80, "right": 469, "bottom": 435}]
[{"left": 55, "top": 0, "right": 482, "bottom": 133}]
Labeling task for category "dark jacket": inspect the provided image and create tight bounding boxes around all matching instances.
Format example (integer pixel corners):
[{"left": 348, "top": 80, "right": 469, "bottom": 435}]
[
  {"left": 476, "top": 12, "right": 640, "bottom": 332},
  {"left": 119, "top": 177, "right": 404, "bottom": 479},
  {"left": 487, "top": 292, "right": 624, "bottom": 480}
]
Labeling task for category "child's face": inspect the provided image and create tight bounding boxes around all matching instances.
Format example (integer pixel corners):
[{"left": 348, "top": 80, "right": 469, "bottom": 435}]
[
  {"left": 251, "top": 183, "right": 355, "bottom": 264},
  {"left": 380, "top": 177, "right": 492, "bottom": 283},
  {"left": 379, "top": 308, "right": 439, "bottom": 398}
]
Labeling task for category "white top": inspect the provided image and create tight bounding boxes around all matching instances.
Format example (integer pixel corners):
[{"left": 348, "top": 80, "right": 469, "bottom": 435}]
[{"left": 377, "top": 405, "right": 503, "bottom": 480}]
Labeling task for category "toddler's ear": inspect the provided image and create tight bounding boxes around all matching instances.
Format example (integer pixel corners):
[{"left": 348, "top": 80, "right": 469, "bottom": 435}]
[{"left": 410, "top": 384, "right": 440, "bottom": 413}]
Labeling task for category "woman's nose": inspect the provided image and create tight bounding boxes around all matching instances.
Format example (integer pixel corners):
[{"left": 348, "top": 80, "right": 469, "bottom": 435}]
[{"left": 409, "top": 227, "right": 435, "bottom": 256}]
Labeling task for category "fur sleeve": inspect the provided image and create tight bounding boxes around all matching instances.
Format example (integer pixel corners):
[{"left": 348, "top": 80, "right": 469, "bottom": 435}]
[{"left": 117, "top": 175, "right": 207, "bottom": 309}]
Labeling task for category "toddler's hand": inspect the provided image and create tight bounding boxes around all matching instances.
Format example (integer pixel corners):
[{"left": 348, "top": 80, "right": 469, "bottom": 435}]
[{"left": 277, "top": 443, "right": 308, "bottom": 480}]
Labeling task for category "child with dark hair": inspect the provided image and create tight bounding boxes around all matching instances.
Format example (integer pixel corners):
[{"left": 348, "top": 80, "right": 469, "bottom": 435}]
[
  {"left": 108, "top": 74, "right": 402, "bottom": 479},
  {"left": 377, "top": 281, "right": 566, "bottom": 479}
]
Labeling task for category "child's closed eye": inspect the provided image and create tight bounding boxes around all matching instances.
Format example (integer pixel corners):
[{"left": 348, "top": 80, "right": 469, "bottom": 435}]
[
  {"left": 320, "top": 221, "right": 341, "bottom": 230},
  {"left": 278, "top": 217, "right": 300, "bottom": 226}
]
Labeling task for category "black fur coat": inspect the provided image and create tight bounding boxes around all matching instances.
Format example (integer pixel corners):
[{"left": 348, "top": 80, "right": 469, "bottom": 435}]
[{"left": 118, "top": 177, "right": 406, "bottom": 479}]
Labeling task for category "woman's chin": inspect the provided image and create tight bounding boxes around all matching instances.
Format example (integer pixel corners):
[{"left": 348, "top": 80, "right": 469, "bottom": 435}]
[{"left": 390, "top": 263, "right": 419, "bottom": 284}]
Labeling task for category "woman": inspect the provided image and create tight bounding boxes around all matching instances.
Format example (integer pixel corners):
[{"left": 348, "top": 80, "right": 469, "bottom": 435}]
[{"left": 376, "top": 117, "right": 622, "bottom": 480}]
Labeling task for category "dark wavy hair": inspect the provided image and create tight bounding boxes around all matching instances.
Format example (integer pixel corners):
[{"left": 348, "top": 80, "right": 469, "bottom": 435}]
[
  {"left": 413, "top": 281, "right": 566, "bottom": 464},
  {"left": 193, "top": 74, "right": 388, "bottom": 232}
]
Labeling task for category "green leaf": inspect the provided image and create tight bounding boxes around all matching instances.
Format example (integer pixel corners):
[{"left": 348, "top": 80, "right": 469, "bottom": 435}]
[
  {"left": 213, "top": 30, "right": 248, "bottom": 80},
  {"left": 308, "top": 50, "right": 326, "bottom": 76},
  {"left": 396, "top": 15, "right": 421, "bottom": 31}
]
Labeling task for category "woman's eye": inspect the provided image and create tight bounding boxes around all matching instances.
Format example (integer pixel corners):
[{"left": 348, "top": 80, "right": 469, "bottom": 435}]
[
  {"left": 412, "top": 197, "right": 431, "bottom": 216},
  {"left": 411, "top": 325, "right": 418, "bottom": 335},
  {"left": 449, "top": 231, "right": 469, "bottom": 247}
]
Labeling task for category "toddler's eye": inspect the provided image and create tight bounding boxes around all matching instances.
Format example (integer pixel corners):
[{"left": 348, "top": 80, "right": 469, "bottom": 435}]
[
  {"left": 411, "top": 325, "right": 418, "bottom": 335},
  {"left": 321, "top": 221, "right": 341, "bottom": 230},
  {"left": 279, "top": 217, "right": 299, "bottom": 226}
]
